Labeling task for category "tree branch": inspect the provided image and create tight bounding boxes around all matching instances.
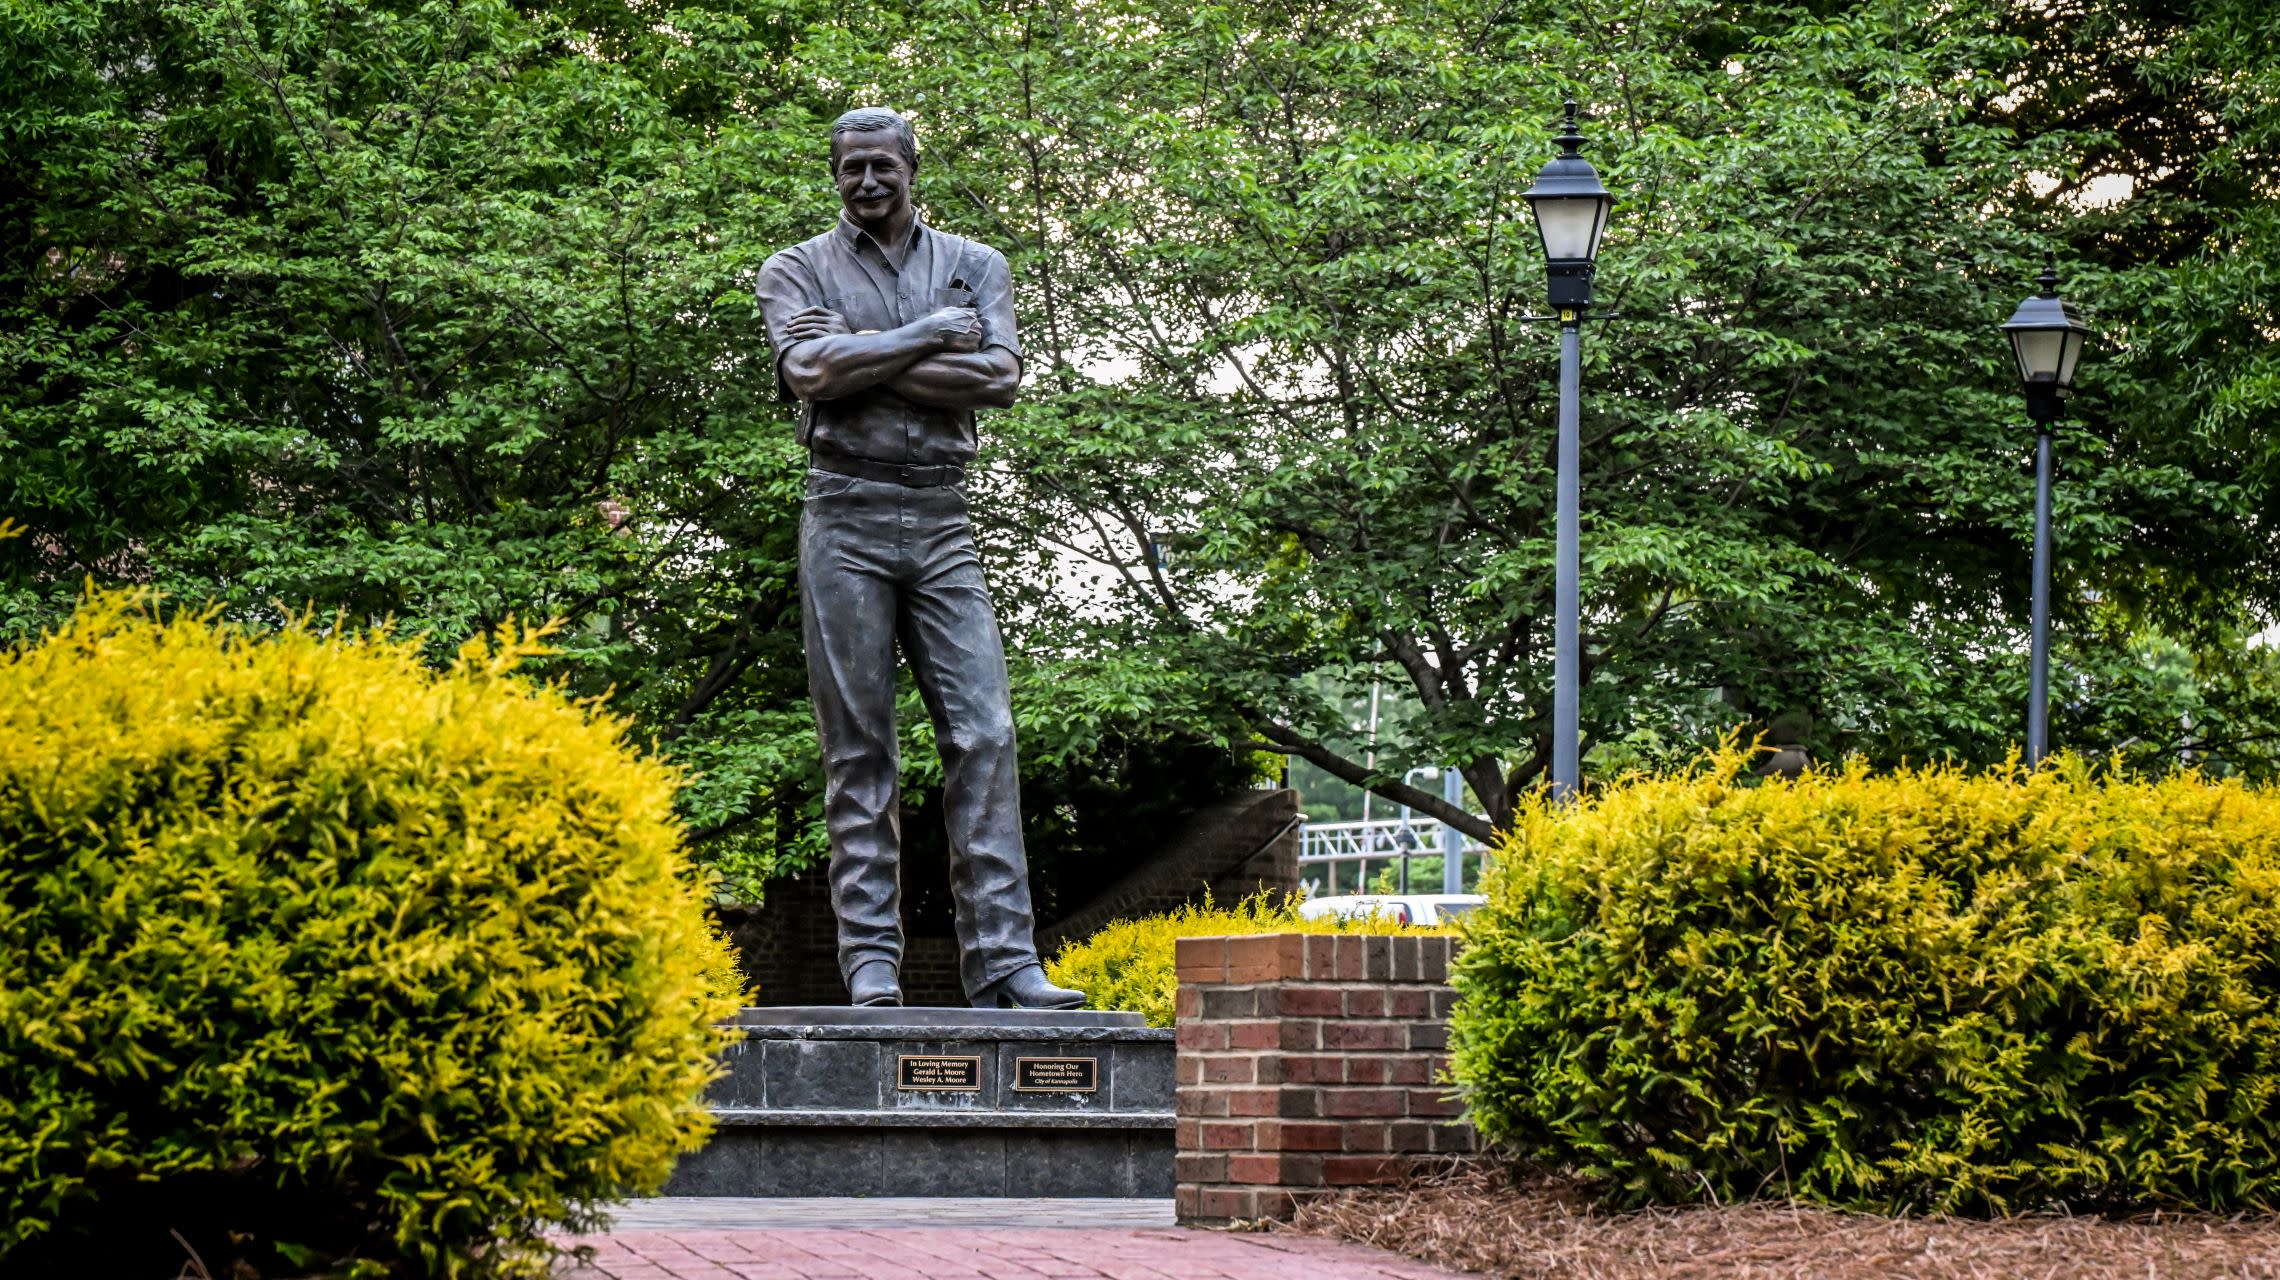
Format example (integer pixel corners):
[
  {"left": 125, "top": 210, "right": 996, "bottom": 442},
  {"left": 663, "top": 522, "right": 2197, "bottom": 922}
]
[{"left": 1250, "top": 720, "right": 1497, "bottom": 844}]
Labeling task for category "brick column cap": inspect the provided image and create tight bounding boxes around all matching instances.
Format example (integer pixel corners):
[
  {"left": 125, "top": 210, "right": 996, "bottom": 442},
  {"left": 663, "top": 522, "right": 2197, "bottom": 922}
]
[{"left": 1175, "top": 932, "right": 1461, "bottom": 985}]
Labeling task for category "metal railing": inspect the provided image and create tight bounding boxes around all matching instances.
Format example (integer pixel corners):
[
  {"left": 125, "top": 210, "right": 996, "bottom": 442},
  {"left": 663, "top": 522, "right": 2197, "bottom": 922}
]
[{"left": 1297, "top": 817, "right": 1491, "bottom": 895}]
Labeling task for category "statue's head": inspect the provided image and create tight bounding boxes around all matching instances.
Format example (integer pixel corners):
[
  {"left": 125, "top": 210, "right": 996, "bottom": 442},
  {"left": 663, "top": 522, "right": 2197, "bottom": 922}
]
[{"left": 830, "top": 107, "right": 919, "bottom": 226}]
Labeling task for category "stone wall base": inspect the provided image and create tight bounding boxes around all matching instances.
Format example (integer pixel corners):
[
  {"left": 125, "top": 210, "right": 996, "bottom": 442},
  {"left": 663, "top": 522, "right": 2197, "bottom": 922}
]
[{"left": 669, "top": 1006, "right": 1175, "bottom": 1198}]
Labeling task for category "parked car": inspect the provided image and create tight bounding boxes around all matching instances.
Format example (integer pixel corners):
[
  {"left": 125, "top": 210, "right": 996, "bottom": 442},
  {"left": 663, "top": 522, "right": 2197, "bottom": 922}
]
[{"left": 1295, "top": 894, "right": 1485, "bottom": 926}]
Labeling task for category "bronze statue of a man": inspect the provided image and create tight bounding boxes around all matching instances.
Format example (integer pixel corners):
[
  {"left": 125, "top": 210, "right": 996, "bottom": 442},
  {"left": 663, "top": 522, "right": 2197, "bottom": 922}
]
[{"left": 756, "top": 107, "right": 1084, "bottom": 1011}]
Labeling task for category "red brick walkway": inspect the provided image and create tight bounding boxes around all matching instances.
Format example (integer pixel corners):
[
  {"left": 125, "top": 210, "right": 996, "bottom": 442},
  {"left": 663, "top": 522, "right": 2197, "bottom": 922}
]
[{"left": 558, "top": 1227, "right": 1468, "bottom": 1279}]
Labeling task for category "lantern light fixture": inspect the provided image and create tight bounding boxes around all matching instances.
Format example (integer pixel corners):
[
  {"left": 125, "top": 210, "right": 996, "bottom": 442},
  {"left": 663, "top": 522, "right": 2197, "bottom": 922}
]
[
  {"left": 1522, "top": 100, "right": 1615, "bottom": 311},
  {"left": 2001, "top": 256, "right": 2092, "bottom": 424}
]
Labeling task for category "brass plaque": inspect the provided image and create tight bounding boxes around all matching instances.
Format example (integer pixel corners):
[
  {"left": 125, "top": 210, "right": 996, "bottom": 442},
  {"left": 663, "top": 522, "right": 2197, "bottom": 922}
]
[
  {"left": 896, "top": 1054, "right": 982, "bottom": 1092},
  {"left": 1012, "top": 1056, "right": 1099, "bottom": 1093}
]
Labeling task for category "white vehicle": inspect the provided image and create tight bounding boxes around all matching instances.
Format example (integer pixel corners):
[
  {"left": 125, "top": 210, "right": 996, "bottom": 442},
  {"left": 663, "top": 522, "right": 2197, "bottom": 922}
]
[{"left": 1295, "top": 893, "right": 1485, "bottom": 927}]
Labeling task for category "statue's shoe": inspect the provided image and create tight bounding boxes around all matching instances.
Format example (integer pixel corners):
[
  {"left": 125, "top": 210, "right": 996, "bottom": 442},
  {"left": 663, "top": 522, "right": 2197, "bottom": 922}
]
[
  {"left": 847, "top": 959, "right": 903, "bottom": 1007},
  {"left": 971, "top": 963, "right": 1086, "bottom": 1010}
]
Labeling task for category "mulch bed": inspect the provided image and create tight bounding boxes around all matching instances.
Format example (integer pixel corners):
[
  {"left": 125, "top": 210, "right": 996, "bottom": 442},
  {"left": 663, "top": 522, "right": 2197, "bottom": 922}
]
[{"left": 1282, "top": 1161, "right": 2280, "bottom": 1279}]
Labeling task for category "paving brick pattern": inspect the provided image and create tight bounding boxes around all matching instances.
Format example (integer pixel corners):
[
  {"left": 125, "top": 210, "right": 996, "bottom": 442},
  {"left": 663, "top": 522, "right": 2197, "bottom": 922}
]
[
  {"left": 557, "top": 1227, "right": 1471, "bottom": 1279},
  {"left": 595, "top": 1197, "right": 1172, "bottom": 1231},
  {"left": 1173, "top": 933, "right": 1473, "bottom": 1224}
]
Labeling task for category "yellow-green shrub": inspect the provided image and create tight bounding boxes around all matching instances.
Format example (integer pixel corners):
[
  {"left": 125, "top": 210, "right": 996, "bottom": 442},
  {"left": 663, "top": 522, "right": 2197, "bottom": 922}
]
[
  {"left": 699, "top": 916, "right": 756, "bottom": 1008},
  {"left": 0, "top": 593, "right": 737, "bottom": 1278},
  {"left": 1451, "top": 744, "right": 2280, "bottom": 1214},
  {"left": 1048, "top": 894, "right": 1445, "bottom": 1027}
]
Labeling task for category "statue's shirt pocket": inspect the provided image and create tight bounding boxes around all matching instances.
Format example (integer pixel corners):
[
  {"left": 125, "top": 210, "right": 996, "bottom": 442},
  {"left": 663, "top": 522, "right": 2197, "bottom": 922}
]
[{"left": 825, "top": 292, "right": 895, "bottom": 335}]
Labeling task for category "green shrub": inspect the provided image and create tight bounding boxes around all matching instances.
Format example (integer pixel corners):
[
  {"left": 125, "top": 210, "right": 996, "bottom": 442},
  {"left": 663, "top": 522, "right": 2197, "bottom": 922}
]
[
  {"left": 1451, "top": 743, "right": 2280, "bottom": 1214},
  {"left": 0, "top": 593, "right": 737, "bottom": 1278},
  {"left": 1048, "top": 894, "right": 1442, "bottom": 1027}
]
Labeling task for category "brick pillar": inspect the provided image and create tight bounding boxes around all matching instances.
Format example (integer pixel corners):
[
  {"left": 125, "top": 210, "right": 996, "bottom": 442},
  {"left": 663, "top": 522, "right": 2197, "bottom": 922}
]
[{"left": 1172, "top": 933, "right": 1472, "bottom": 1224}]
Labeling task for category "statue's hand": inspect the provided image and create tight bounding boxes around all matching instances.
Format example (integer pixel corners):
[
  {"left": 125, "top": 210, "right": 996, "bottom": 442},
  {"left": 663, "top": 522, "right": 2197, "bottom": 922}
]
[
  {"left": 782, "top": 306, "right": 850, "bottom": 342},
  {"left": 920, "top": 306, "right": 984, "bottom": 354}
]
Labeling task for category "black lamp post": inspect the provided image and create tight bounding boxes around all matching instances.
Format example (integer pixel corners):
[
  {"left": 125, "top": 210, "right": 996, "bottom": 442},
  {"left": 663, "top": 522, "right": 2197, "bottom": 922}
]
[
  {"left": 1523, "top": 100, "right": 1613, "bottom": 800},
  {"left": 2001, "top": 257, "right": 2092, "bottom": 767}
]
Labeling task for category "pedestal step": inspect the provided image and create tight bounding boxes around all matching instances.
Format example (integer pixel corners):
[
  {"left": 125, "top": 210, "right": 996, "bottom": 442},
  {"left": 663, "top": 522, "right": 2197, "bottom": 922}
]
[{"left": 666, "top": 1007, "right": 1175, "bottom": 1198}]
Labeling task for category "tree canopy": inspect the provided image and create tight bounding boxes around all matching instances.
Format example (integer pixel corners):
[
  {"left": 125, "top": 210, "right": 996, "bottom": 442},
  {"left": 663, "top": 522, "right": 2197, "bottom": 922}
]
[
  {"left": 856, "top": 0, "right": 2280, "bottom": 834},
  {"left": 2, "top": 0, "right": 2273, "bottom": 864}
]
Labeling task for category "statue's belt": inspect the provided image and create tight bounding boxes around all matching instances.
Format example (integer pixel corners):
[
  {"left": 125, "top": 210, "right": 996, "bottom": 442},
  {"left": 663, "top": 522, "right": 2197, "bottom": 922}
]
[{"left": 809, "top": 449, "right": 967, "bottom": 489}]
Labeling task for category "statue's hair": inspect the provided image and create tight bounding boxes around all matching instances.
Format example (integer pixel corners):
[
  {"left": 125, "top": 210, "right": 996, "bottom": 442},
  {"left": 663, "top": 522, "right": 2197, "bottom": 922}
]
[{"left": 830, "top": 107, "right": 919, "bottom": 172}]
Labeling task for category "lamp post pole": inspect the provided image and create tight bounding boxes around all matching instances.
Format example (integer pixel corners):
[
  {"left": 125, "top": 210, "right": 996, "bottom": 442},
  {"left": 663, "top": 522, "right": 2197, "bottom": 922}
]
[
  {"left": 2001, "top": 256, "right": 2091, "bottom": 768},
  {"left": 1554, "top": 316, "right": 1582, "bottom": 800},
  {"left": 1524, "top": 101, "right": 1614, "bottom": 801},
  {"left": 2027, "top": 430, "right": 2054, "bottom": 764}
]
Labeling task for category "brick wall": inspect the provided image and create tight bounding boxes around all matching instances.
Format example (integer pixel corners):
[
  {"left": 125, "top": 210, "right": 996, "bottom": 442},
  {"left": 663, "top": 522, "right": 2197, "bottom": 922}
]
[
  {"left": 1035, "top": 788, "right": 1300, "bottom": 955},
  {"left": 1172, "top": 932, "right": 1472, "bottom": 1224},
  {"left": 719, "top": 881, "right": 969, "bottom": 1007},
  {"left": 715, "top": 871, "right": 840, "bottom": 1005},
  {"left": 722, "top": 789, "right": 1302, "bottom": 1008}
]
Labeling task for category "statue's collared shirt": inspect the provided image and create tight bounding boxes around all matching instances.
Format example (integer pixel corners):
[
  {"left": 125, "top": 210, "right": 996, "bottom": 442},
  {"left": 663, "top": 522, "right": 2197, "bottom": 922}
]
[{"left": 756, "top": 215, "right": 1022, "bottom": 467}]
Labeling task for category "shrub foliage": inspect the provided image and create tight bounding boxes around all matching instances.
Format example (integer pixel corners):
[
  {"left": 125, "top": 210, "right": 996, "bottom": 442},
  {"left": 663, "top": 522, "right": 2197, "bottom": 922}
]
[
  {"left": 1049, "top": 894, "right": 1440, "bottom": 1027},
  {"left": 1451, "top": 745, "right": 2280, "bottom": 1214},
  {"left": 0, "top": 594, "right": 735, "bottom": 1277}
]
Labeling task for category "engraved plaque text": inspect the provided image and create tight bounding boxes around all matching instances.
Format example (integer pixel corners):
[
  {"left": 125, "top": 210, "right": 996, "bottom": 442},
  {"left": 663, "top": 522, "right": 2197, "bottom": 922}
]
[
  {"left": 897, "top": 1054, "right": 983, "bottom": 1092},
  {"left": 1012, "top": 1056, "right": 1099, "bottom": 1093}
]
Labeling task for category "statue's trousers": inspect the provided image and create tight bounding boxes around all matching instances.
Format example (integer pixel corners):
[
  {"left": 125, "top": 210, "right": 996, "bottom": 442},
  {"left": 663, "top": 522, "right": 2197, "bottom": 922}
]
[{"left": 797, "top": 467, "right": 1043, "bottom": 998}]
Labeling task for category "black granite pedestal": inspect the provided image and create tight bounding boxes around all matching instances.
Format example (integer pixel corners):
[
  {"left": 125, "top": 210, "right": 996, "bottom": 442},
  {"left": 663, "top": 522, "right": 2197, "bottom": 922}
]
[{"left": 666, "top": 1007, "right": 1175, "bottom": 1198}]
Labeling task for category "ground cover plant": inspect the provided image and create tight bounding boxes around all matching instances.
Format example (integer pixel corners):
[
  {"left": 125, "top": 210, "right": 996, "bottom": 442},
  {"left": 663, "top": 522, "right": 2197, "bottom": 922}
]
[
  {"left": 1288, "top": 1160, "right": 2280, "bottom": 1280},
  {"left": 1452, "top": 744, "right": 2280, "bottom": 1214},
  {"left": 0, "top": 592, "right": 737, "bottom": 1278},
  {"left": 1048, "top": 894, "right": 1441, "bottom": 1027}
]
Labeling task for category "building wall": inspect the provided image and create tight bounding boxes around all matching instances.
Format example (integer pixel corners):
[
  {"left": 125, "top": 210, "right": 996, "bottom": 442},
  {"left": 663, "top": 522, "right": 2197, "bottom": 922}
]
[{"left": 720, "top": 788, "right": 1302, "bottom": 1007}]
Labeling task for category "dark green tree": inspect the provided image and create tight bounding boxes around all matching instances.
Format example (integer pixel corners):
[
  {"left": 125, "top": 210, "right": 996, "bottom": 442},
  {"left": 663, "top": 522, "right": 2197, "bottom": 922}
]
[
  {"left": 0, "top": 0, "right": 834, "bottom": 893},
  {"left": 0, "top": 0, "right": 1262, "bottom": 899},
  {"left": 6, "top": 0, "right": 2273, "bottom": 863},
  {"left": 796, "top": 0, "right": 2280, "bottom": 838}
]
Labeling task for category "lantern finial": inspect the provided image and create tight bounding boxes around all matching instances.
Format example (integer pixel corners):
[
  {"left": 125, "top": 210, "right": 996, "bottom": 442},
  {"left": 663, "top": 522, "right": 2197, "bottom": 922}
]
[{"left": 1555, "top": 101, "right": 1585, "bottom": 154}]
